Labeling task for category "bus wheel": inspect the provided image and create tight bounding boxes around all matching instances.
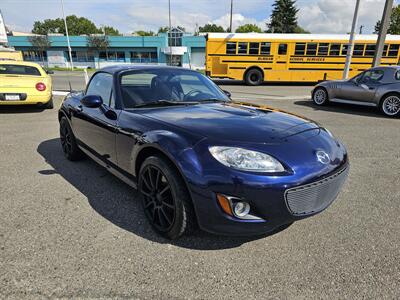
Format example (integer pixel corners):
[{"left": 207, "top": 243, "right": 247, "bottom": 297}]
[
  {"left": 312, "top": 87, "right": 329, "bottom": 106},
  {"left": 245, "top": 68, "right": 263, "bottom": 86}
]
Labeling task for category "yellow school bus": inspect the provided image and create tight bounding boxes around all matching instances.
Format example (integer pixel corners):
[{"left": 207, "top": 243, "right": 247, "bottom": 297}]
[{"left": 205, "top": 33, "right": 400, "bottom": 85}]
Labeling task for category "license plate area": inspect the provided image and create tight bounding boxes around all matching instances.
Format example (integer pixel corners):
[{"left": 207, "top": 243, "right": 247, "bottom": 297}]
[{"left": 5, "top": 94, "right": 21, "bottom": 101}]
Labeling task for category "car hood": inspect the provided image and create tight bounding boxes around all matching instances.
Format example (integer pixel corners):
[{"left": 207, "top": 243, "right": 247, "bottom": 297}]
[{"left": 139, "top": 102, "right": 323, "bottom": 144}]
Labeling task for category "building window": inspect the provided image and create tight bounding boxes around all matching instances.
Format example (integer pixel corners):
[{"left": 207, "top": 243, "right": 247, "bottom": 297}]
[
  {"left": 168, "top": 28, "right": 183, "bottom": 47},
  {"left": 22, "top": 50, "right": 47, "bottom": 62},
  {"left": 249, "top": 42, "right": 260, "bottom": 55},
  {"left": 226, "top": 42, "right": 236, "bottom": 54},
  {"left": 260, "top": 42, "right": 271, "bottom": 55},
  {"left": 99, "top": 51, "right": 125, "bottom": 61},
  {"left": 66, "top": 51, "right": 95, "bottom": 62},
  {"left": 130, "top": 51, "right": 158, "bottom": 63}
]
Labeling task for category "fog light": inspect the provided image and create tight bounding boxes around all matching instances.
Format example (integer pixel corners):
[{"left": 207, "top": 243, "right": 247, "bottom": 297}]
[{"left": 233, "top": 201, "right": 250, "bottom": 217}]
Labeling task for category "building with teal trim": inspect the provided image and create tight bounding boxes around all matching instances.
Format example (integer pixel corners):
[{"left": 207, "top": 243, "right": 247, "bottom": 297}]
[{"left": 7, "top": 28, "right": 206, "bottom": 69}]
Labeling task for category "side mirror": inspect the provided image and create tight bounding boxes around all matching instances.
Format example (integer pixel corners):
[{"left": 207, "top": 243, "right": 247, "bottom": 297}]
[
  {"left": 81, "top": 95, "right": 103, "bottom": 108},
  {"left": 222, "top": 90, "right": 231, "bottom": 98},
  {"left": 46, "top": 69, "right": 54, "bottom": 74}
]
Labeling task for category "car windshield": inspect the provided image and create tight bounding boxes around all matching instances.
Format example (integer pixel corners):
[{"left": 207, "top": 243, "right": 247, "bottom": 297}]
[{"left": 120, "top": 68, "right": 230, "bottom": 108}]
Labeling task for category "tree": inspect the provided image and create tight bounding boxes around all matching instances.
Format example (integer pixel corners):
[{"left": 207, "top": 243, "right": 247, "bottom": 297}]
[
  {"left": 235, "top": 24, "right": 262, "bottom": 33},
  {"left": 28, "top": 35, "right": 51, "bottom": 64},
  {"left": 198, "top": 24, "right": 225, "bottom": 33},
  {"left": 102, "top": 26, "right": 120, "bottom": 36},
  {"left": 266, "top": 0, "right": 303, "bottom": 33},
  {"left": 135, "top": 30, "right": 155, "bottom": 36},
  {"left": 374, "top": 5, "right": 400, "bottom": 34},
  {"left": 158, "top": 26, "right": 169, "bottom": 33},
  {"left": 87, "top": 35, "right": 109, "bottom": 67},
  {"left": 32, "top": 15, "right": 121, "bottom": 36}
]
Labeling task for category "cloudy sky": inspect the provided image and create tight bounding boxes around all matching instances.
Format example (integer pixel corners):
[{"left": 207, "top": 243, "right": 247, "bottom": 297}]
[{"left": 1, "top": 0, "right": 397, "bottom": 35}]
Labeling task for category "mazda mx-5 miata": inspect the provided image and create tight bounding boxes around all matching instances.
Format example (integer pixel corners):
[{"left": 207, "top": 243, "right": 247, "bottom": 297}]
[{"left": 58, "top": 66, "right": 349, "bottom": 239}]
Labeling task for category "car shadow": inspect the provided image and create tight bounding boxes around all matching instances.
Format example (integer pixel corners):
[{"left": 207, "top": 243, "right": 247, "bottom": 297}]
[
  {"left": 213, "top": 79, "right": 316, "bottom": 86},
  {"left": 0, "top": 105, "right": 45, "bottom": 114},
  {"left": 294, "top": 100, "right": 393, "bottom": 119},
  {"left": 37, "top": 138, "right": 291, "bottom": 250}
]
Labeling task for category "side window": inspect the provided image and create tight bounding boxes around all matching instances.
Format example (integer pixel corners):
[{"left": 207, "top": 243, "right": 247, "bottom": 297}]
[
  {"left": 388, "top": 44, "right": 399, "bottom": 57},
  {"left": 362, "top": 70, "right": 384, "bottom": 83},
  {"left": 306, "top": 43, "right": 317, "bottom": 55},
  {"left": 237, "top": 42, "right": 248, "bottom": 54},
  {"left": 295, "top": 43, "right": 306, "bottom": 55},
  {"left": 329, "top": 44, "right": 341, "bottom": 56},
  {"left": 353, "top": 44, "right": 365, "bottom": 56},
  {"left": 86, "top": 72, "right": 113, "bottom": 106},
  {"left": 278, "top": 43, "right": 287, "bottom": 55},
  {"left": 226, "top": 42, "right": 236, "bottom": 54},
  {"left": 365, "top": 44, "right": 376, "bottom": 56},
  {"left": 260, "top": 42, "right": 271, "bottom": 55},
  {"left": 341, "top": 44, "right": 348, "bottom": 56},
  {"left": 249, "top": 42, "right": 260, "bottom": 55},
  {"left": 318, "top": 43, "right": 329, "bottom": 56}
]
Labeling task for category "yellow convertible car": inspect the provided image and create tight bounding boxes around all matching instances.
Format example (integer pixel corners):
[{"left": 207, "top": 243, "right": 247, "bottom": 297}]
[{"left": 0, "top": 61, "right": 53, "bottom": 109}]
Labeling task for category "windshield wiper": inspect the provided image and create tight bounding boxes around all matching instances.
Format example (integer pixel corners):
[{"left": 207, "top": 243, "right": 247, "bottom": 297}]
[
  {"left": 197, "top": 98, "right": 229, "bottom": 103},
  {"left": 134, "top": 100, "right": 198, "bottom": 108}
]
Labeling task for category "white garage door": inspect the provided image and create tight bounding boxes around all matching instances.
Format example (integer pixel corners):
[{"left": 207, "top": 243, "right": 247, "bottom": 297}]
[{"left": 190, "top": 48, "right": 205, "bottom": 69}]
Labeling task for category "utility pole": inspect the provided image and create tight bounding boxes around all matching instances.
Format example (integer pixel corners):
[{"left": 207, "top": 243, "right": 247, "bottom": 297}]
[
  {"left": 343, "top": 0, "right": 361, "bottom": 79},
  {"left": 168, "top": 0, "right": 172, "bottom": 66},
  {"left": 373, "top": 0, "right": 394, "bottom": 67},
  {"left": 229, "top": 0, "right": 233, "bottom": 33},
  {"left": 61, "top": 0, "right": 73, "bottom": 70}
]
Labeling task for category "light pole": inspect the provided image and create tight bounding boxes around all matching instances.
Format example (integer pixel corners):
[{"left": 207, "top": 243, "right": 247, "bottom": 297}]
[
  {"left": 61, "top": 0, "right": 73, "bottom": 70},
  {"left": 168, "top": 0, "right": 172, "bottom": 66},
  {"left": 373, "top": 0, "right": 394, "bottom": 67},
  {"left": 229, "top": 0, "right": 233, "bottom": 33},
  {"left": 343, "top": 0, "right": 361, "bottom": 79}
]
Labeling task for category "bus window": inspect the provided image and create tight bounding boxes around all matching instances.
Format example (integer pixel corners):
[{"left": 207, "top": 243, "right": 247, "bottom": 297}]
[
  {"left": 278, "top": 44, "right": 287, "bottom": 55},
  {"left": 260, "top": 42, "right": 271, "bottom": 55},
  {"left": 226, "top": 42, "right": 237, "bottom": 54},
  {"left": 383, "top": 44, "right": 389, "bottom": 56},
  {"left": 249, "top": 43, "right": 260, "bottom": 55},
  {"left": 318, "top": 43, "right": 329, "bottom": 56},
  {"left": 238, "top": 42, "right": 248, "bottom": 54},
  {"left": 353, "top": 44, "right": 365, "bottom": 56},
  {"left": 306, "top": 43, "right": 317, "bottom": 55},
  {"left": 329, "top": 44, "right": 341, "bottom": 56},
  {"left": 295, "top": 43, "right": 306, "bottom": 55},
  {"left": 365, "top": 44, "right": 375, "bottom": 56},
  {"left": 341, "top": 44, "right": 349, "bottom": 56},
  {"left": 388, "top": 44, "right": 399, "bottom": 57}
]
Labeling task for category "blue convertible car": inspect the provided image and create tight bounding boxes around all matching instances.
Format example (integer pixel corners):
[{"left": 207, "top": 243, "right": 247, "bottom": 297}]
[{"left": 58, "top": 66, "right": 349, "bottom": 239}]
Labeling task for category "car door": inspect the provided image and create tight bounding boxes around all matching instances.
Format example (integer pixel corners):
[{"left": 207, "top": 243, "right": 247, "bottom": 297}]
[
  {"left": 342, "top": 69, "right": 383, "bottom": 103},
  {"left": 72, "top": 72, "right": 118, "bottom": 165}
]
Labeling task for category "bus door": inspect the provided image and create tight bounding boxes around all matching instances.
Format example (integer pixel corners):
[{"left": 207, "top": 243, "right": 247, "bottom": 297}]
[{"left": 275, "top": 43, "right": 290, "bottom": 81}]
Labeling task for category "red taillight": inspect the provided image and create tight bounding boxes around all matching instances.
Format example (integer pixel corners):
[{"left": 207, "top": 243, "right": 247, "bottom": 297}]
[{"left": 35, "top": 82, "right": 46, "bottom": 91}]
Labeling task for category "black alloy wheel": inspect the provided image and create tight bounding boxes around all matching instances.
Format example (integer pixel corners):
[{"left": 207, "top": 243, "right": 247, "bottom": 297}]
[
  {"left": 59, "top": 117, "right": 84, "bottom": 161},
  {"left": 139, "top": 156, "right": 195, "bottom": 239}
]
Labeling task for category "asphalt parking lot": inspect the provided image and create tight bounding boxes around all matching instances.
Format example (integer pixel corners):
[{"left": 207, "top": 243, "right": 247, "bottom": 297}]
[{"left": 0, "top": 90, "right": 399, "bottom": 299}]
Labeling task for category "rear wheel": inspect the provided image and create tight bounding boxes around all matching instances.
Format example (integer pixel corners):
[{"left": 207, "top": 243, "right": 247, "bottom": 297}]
[
  {"left": 138, "top": 155, "right": 196, "bottom": 239},
  {"left": 245, "top": 68, "right": 263, "bottom": 86},
  {"left": 312, "top": 87, "right": 329, "bottom": 106},
  {"left": 59, "top": 117, "right": 84, "bottom": 161},
  {"left": 380, "top": 94, "right": 400, "bottom": 117}
]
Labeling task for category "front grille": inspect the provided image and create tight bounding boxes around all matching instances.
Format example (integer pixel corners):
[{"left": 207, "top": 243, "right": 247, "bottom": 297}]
[{"left": 285, "top": 166, "right": 349, "bottom": 216}]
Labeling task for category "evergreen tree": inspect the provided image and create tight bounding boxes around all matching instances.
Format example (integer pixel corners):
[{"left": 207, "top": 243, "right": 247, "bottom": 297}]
[
  {"left": 374, "top": 5, "right": 400, "bottom": 34},
  {"left": 266, "top": 0, "right": 302, "bottom": 33}
]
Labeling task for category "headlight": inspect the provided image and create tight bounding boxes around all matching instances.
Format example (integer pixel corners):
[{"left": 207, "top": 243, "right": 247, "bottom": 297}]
[{"left": 209, "top": 146, "right": 285, "bottom": 172}]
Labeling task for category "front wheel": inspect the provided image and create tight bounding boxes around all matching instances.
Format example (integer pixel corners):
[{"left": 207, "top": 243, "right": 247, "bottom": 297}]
[
  {"left": 312, "top": 87, "right": 329, "bottom": 106},
  {"left": 138, "top": 156, "right": 196, "bottom": 239},
  {"left": 380, "top": 94, "right": 400, "bottom": 117}
]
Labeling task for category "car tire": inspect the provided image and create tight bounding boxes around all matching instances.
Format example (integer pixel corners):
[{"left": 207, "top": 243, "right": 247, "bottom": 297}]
[
  {"left": 312, "top": 87, "right": 329, "bottom": 106},
  {"left": 59, "top": 117, "right": 84, "bottom": 161},
  {"left": 380, "top": 93, "right": 400, "bottom": 117},
  {"left": 245, "top": 68, "right": 263, "bottom": 86},
  {"left": 139, "top": 155, "right": 196, "bottom": 239},
  {"left": 41, "top": 98, "right": 54, "bottom": 109}
]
